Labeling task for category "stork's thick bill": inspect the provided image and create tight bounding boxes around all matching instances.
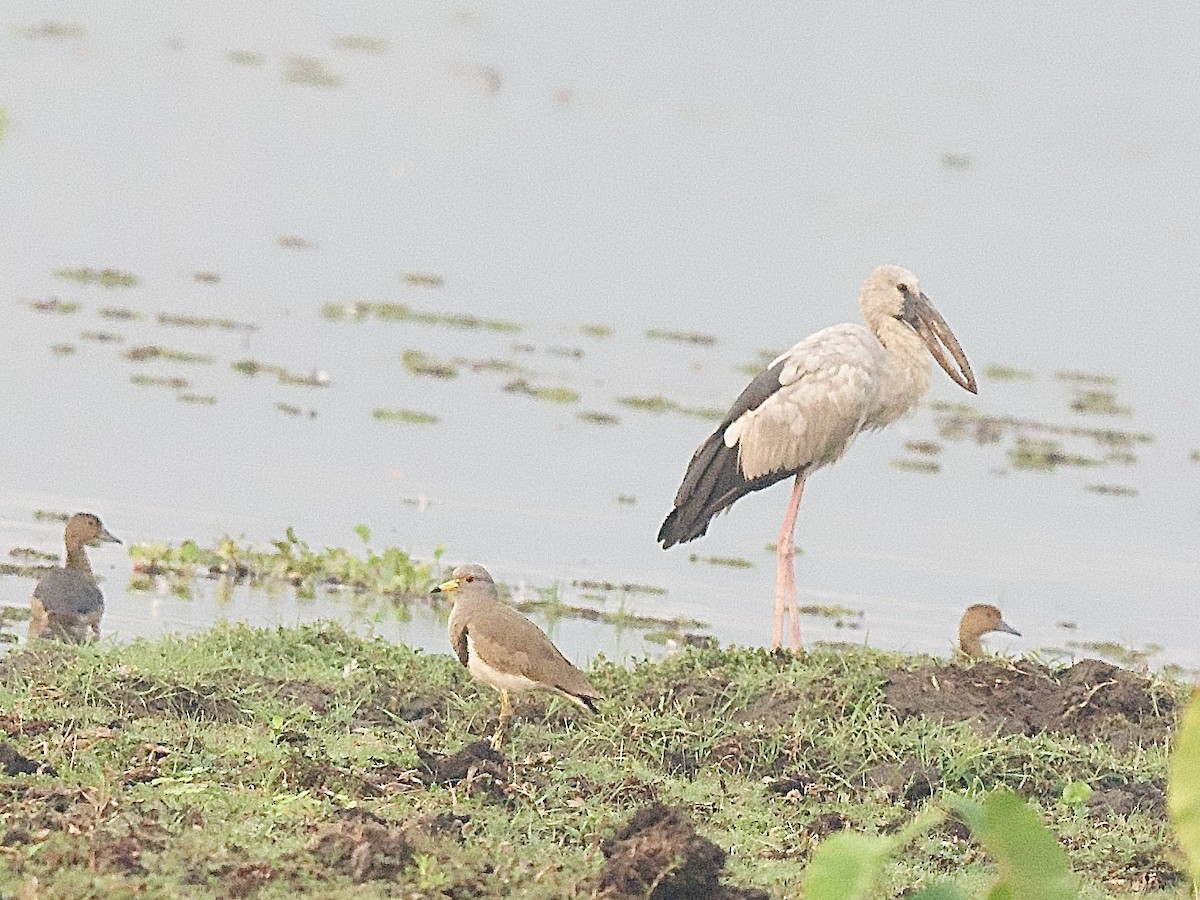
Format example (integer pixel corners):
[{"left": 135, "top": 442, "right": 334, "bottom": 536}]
[{"left": 901, "top": 288, "right": 977, "bottom": 394}]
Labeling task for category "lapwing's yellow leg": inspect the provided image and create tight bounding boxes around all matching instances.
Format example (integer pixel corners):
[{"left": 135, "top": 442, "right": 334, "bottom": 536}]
[{"left": 490, "top": 688, "right": 513, "bottom": 750}]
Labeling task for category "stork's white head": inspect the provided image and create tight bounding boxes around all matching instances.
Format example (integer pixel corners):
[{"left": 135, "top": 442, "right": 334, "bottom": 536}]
[
  {"left": 859, "top": 265, "right": 977, "bottom": 394},
  {"left": 859, "top": 265, "right": 920, "bottom": 327}
]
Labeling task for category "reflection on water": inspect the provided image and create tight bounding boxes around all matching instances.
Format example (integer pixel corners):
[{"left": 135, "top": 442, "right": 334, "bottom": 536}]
[{"left": 1, "top": 4, "right": 1198, "bottom": 669}]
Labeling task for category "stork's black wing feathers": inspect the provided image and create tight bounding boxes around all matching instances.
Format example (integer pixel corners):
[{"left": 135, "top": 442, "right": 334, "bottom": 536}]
[{"left": 658, "top": 358, "right": 801, "bottom": 548}]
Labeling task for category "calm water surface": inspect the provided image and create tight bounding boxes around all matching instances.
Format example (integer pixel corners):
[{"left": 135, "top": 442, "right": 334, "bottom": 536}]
[{"left": 1, "top": 4, "right": 1197, "bottom": 667}]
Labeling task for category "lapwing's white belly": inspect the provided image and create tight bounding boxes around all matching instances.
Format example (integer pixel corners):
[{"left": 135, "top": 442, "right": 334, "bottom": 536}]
[{"left": 467, "top": 635, "right": 540, "bottom": 692}]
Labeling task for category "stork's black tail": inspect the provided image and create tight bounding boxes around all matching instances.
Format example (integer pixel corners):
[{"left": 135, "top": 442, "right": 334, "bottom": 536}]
[{"left": 657, "top": 431, "right": 797, "bottom": 548}]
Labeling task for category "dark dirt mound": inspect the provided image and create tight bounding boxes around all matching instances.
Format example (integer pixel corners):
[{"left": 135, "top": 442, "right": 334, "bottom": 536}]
[
  {"left": 0, "top": 741, "right": 50, "bottom": 776},
  {"left": 416, "top": 741, "right": 510, "bottom": 800},
  {"left": 310, "top": 808, "right": 413, "bottom": 883},
  {"left": 882, "top": 658, "right": 1177, "bottom": 745},
  {"left": 597, "top": 803, "right": 771, "bottom": 900}
]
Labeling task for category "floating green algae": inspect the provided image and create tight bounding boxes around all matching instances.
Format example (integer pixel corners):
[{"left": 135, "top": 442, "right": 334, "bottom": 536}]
[
  {"left": 14, "top": 21, "right": 84, "bottom": 40},
  {"left": 646, "top": 327, "right": 717, "bottom": 346},
  {"left": 29, "top": 297, "right": 79, "bottom": 314},
  {"left": 372, "top": 408, "right": 438, "bottom": 425},
  {"left": 283, "top": 56, "right": 342, "bottom": 88},
  {"left": 131, "top": 374, "right": 189, "bottom": 390},
  {"left": 192, "top": 271, "right": 221, "bottom": 284},
  {"left": 891, "top": 458, "right": 941, "bottom": 474},
  {"left": 401, "top": 272, "right": 444, "bottom": 287},
  {"left": 99, "top": 306, "right": 143, "bottom": 321},
  {"left": 904, "top": 440, "right": 942, "bottom": 456},
  {"left": 159, "top": 312, "right": 256, "bottom": 332},
  {"left": 80, "top": 331, "right": 124, "bottom": 344},
  {"left": 333, "top": 34, "right": 389, "bottom": 53},
  {"left": 178, "top": 393, "right": 217, "bottom": 405},
  {"left": 1071, "top": 390, "right": 1131, "bottom": 416},
  {"left": 617, "top": 395, "right": 723, "bottom": 420},
  {"left": 401, "top": 350, "right": 458, "bottom": 379},
  {"left": 577, "top": 411, "right": 620, "bottom": 426},
  {"left": 688, "top": 554, "right": 753, "bottom": 569},
  {"left": 125, "top": 345, "right": 213, "bottom": 364},
  {"left": 50, "top": 344, "right": 76, "bottom": 356},
  {"left": 1055, "top": 370, "right": 1117, "bottom": 386},
  {"left": 324, "top": 301, "right": 521, "bottom": 333},
  {"left": 225, "top": 49, "right": 263, "bottom": 66},
  {"left": 581, "top": 323, "right": 612, "bottom": 338},
  {"left": 1084, "top": 483, "right": 1138, "bottom": 498},
  {"left": 984, "top": 363, "right": 1034, "bottom": 381},
  {"left": 503, "top": 379, "right": 580, "bottom": 404},
  {"left": 232, "top": 359, "right": 328, "bottom": 387},
  {"left": 54, "top": 266, "right": 137, "bottom": 287},
  {"left": 1008, "top": 438, "right": 1099, "bottom": 471}
]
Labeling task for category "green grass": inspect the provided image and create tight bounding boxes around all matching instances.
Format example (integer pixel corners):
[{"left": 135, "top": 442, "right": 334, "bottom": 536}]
[{"left": 0, "top": 628, "right": 1190, "bottom": 897}]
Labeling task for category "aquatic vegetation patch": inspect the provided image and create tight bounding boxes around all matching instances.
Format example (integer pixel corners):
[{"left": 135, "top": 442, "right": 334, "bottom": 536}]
[
  {"left": 570, "top": 579, "right": 667, "bottom": 596},
  {"left": 688, "top": 554, "right": 753, "bottom": 569},
  {"left": 225, "top": 49, "right": 263, "bottom": 66},
  {"left": 984, "top": 363, "right": 1034, "bottom": 381},
  {"left": 80, "top": 330, "right": 123, "bottom": 344},
  {"left": 50, "top": 343, "right": 76, "bottom": 356},
  {"left": 159, "top": 312, "right": 256, "bottom": 332},
  {"left": 1071, "top": 390, "right": 1131, "bottom": 416},
  {"left": 376, "top": 302, "right": 520, "bottom": 332},
  {"left": 54, "top": 266, "right": 137, "bottom": 287},
  {"left": 581, "top": 323, "right": 612, "bottom": 338},
  {"left": 373, "top": 408, "right": 438, "bottom": 425},
  {"left": 401, "top": 272, "right": 444, "bottom": 287},
  {"left": 1055, "top": 370, "right": 1117, "bottom": 386},
  {"left": 178, "top": 393, "right": 217, "bottom": 405},
  {"left": 502, "top": 379, "right": 579, "bottom": 404},
  {"left": 33, "top": 510, "right": 70, "bottom": 523},
  {"left": 1008, "top": 438, "right": 1099, "bottom": 471},
  {"left": 401, "top": 350, "right": 458, "bottom": 379},
  {"left": 125, "top": 345, "right": 214, "bottom": 364},
  {"left": 131, "top": 374, "right": 189, "bottom": 390},
  {"left": 333, "top": 34, "right": 389, "bottom": 53},
  {"left": 275, "top": 402, "right": 315, "bottom": 418},
  {"left": 577, "top": 411, "right": 620, "bottom": 426},
  {"left": 99, "top": 306, "right": 143, "bottom": 321},
  {"left": 128, "top": 525, "right": 441, "bottom": 599},
  {"left": 232, "top": 359, "right": 328, "bottom": 386},
  {"left": 279, "top": 235, "right": 320, "bottom": 251},
  {"left": 192, "top": 271, "right": 221, "bottom": 284},
  {"left": 645, "top": 327, "right": 717, "bottom": 346},
  {"left": 28, "top": 297, "right": 79, "bottom": 314},
  {"left": 616, "top": 395, "right": 724, "bottom": 421},
  {"left": 1191, "top": 450, "right": 1200, "bottom": 463},
  {"left": 14, "top": 20, "right": 84, "bottom": 39},
  {"left": 1084, "top": 483, "right": 1138, "bottom": 498},
  {"left": 765, "top": 543, "right": 802, "bottom": 556},
  {"left": 615, "top": 494, "right": 636, "bottom": 505},
  {"left": 9, "top": 546, "right": 58, "bottom": 564},
  {"left": 891, "top": 458, "right": 941, "bottom": 474},
  {"left": 904, "top": 440, "right": 942, "bottom": 456},
  {"left": 283, "top": 56, "right": 342, "bottom": 88}
]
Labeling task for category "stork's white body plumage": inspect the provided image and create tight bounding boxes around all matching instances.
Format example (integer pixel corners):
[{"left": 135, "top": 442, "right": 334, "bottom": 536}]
[{"left": 658, "top": 265, "right": 977, "bottom": 649}]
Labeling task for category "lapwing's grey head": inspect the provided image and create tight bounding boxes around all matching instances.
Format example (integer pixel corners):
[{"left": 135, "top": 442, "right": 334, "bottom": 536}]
[{"left": 431, "top": 563, "right": 496, "bottom": 599}]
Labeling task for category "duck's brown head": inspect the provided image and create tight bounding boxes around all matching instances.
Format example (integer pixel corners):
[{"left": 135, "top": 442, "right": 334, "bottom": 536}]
[
  {"left": 959, "top": 603, "right": 1020, "bottom": 657},
  {"left": 65, "top": 513, "right": 122, "bottom": 547}
]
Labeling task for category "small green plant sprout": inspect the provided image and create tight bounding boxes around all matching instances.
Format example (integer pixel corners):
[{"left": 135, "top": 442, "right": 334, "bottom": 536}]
[
  {"left": 1168, "top": 690, "right": 1200, "bottom": 887},
  {"left": 984, "top": 363, "right": 1034, "bottom": 381},
  {"left": 1060, "top": 780, "right": 1094, "bottom": 805},
  {"left": 802, "top": 790, "right": 1077, "bottom": 900}
]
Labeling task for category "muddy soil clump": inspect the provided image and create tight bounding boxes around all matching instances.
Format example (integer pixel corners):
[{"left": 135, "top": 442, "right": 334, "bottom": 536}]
[
  {"left": 883, "top": 658, "right": 1177, "bottom": 745},
  {"left": 597, "top": 803, "right": 770, "bottom": 899}
]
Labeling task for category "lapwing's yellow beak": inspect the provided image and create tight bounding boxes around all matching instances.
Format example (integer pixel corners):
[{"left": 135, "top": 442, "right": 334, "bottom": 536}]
[{"left": 431, "top": 577, "right": 460, "bottom": 596}]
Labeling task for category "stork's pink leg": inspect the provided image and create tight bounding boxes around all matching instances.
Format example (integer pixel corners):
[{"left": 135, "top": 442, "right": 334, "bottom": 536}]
[{"left": 772, "top": 475, "right": 806, "bottom": 650}]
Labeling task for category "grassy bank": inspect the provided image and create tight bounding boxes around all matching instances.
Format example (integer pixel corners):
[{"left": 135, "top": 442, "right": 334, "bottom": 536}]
[{"left": 0, "top": 624, "right": 1191, "bottom": 898}]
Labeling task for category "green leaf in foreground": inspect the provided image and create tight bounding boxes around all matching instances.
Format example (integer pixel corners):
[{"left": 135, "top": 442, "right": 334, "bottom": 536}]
[
  {"left": 949, "top": 790, "right": 1076, "bottom": 900},
  {"left": 1168, "top": 690, "right": 1200, "bottom": 885},
  {"left": 802, "top": 831, "right": 892, "bottom": 900}
]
